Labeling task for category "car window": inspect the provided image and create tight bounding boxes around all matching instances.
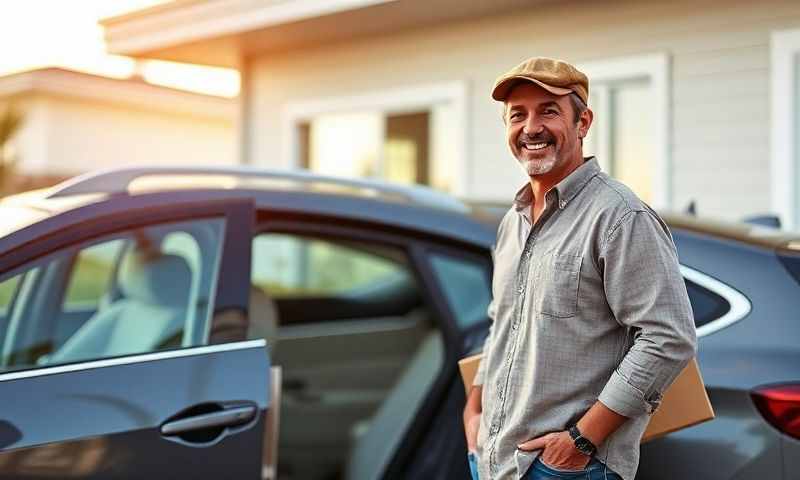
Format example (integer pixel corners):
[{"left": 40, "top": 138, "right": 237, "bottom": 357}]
[
  {"left": 0, "top": 274, "right": 21, "bottom": 314},
  {"left": 62, "top": 239, "right": 125, "bottom": 309},
  {"left": 252, "top": 233, "right": 412, "bottom": 299},
  {"left": 249, "top": 230, "right": 443, "bottom": 480},
  {"left": 428, "top": 251, "right": 492, "bottom": 329},
  {"left": 0, "top": 217, "right": 226, "bottom": 372},
  {"left": 684, "top": 278, "right": 730, "bottom": 329}
]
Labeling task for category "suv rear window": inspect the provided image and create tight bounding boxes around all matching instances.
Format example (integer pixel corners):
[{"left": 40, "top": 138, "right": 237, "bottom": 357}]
[{"left": 685, "top": 278, "right": 730, "bottom": 328}]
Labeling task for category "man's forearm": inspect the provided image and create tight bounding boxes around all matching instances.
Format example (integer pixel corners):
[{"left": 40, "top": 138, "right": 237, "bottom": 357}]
[
  {"left": 465, "top": 385, "right": 483, "bottom": 415},
  {"left": 576, "top": 400, "right": 628, "bottom": 447}
]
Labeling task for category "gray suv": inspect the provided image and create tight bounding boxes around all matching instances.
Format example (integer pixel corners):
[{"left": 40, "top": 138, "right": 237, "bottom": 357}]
[{"left": 0, "top": 166, "right": 796, "bottom": 479}]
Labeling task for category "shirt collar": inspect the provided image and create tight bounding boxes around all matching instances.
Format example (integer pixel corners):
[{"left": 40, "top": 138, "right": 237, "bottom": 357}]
[{"left": 513, "top": 157, "right": 601, "bottom": 215}]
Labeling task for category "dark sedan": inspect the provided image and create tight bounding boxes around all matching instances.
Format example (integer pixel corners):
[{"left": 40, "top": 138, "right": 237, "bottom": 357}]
[{"left": 0, "top": 166, "right": 796, "bottom": 479}]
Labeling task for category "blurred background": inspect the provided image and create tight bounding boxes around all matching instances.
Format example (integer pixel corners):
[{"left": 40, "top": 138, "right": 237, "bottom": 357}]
[{"left": 2, "top": 0, "right": 800, "bottom": 228}]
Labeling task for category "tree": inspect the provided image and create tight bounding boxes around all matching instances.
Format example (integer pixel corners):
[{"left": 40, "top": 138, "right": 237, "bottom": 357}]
[{"left": 0, "top": 104, "right": 24, "bottom": 196}]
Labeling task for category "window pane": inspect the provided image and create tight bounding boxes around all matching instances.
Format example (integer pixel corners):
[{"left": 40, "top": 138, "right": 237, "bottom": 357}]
[
  {"left": 385, "top": 111, "right": 429, "bottom": 185},
  {"left": 0, "top": 218, "right": 226, "bottom": 372},
  {"left": 252, "top": 233, "right": 412, "bottom": 298},
  {"left": 63, "top": 239, "right": 124, "bottom": 308},
  {"left": 429, "top": 253, "right": 492, "bottom": 328},
  {"left": 685, "top": 279, "right": 730, "bottom": 328},
  {"left": 308, "top": 112, "right": 382, "bottom": 178},
  {"left": 611, "top": 81, "right": 655, "bottom": 202},
  {"left": 0, "top": 274, "right": 21, "bottom": 313},
  {"left": 301, "top": 107, "right": 446, "bottom": 190}
]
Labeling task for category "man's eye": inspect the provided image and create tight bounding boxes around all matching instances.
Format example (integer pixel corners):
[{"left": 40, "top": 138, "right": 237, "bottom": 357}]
[
  {"left": 544, "top": 109, "right": 558, "bottom": 116},
  {"left": 510, "top": 112, "right": 523, "bottom": 120}
]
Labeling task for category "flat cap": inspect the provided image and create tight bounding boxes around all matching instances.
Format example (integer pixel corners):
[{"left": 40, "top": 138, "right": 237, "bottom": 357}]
[{"left": 492, "top": 57, "right": 589, "bottom": 105}]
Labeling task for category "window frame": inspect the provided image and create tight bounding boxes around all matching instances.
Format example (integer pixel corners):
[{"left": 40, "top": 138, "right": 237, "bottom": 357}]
[
  {"left": 579, "top": 53, "right": 672, "bottom": 208},
  {"left": 0, "top": 194, "right": 255, "bottom": 371},
  {"left": 281, "top": 81, "right": 469, "bottom": 195},
  {"left": 253, "top": 212, "right": 474, "bottom": 477},
  {"left": 770, "top": 28, "right": 800, "bottom": 230}
]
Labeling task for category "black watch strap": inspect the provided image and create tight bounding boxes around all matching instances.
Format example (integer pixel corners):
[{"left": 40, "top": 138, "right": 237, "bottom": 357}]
[{"left": 568, "top": 425, "right": 597, "bottom": 456}]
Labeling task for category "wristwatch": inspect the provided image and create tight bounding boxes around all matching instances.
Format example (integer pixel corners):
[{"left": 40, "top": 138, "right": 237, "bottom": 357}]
[{"left": 568, "top": 425, "right": 597, "bottom": 456}]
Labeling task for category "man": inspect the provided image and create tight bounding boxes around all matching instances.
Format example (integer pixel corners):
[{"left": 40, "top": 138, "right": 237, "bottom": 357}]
[{"left": 462, "top": 57, "right": 697, "bottom": 480}]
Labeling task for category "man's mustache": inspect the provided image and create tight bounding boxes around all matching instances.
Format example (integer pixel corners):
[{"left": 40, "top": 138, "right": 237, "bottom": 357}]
[{"left": 518, "top": 131, "right": 555, "bottom": 145}]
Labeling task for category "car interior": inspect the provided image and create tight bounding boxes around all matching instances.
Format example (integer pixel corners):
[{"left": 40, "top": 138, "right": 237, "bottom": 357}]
[
  {"left": 0, "top": 218, "right": 224, "bottom": 371},
  {"left": 248, "top": 231, "right": 445, "bottom": 480}
]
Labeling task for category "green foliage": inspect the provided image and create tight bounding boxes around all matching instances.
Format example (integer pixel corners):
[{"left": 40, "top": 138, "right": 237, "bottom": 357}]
[{"left": 64, "top": 256, "right": 115, "bottom": 305}]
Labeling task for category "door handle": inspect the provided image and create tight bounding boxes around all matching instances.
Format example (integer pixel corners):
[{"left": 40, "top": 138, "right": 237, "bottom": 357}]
[{"left": 161, "top": 405, "right": 257, "bottom": 436}]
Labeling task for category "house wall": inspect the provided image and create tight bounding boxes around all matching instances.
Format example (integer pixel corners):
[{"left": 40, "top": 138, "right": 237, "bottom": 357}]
[
  {"left": 246, "top": 0, "right": 800, "bottom": 221},
  {"left": 11, "top": 93, "right": 235, "bottom": 179}
]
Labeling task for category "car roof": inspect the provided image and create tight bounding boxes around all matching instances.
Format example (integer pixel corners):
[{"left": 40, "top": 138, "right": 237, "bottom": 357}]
[
  {"left": 3, "top": 166, "right": 800, "bottom": 254},
  {"left": 0, "top": 167, "right": 498, "bottom": 249}
]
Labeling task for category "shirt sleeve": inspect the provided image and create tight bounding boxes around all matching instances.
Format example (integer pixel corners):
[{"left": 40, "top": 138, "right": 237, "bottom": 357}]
[
  {"left": 472, "top": 295, "right": 497, "bottom": 387},
  {"left": 472, "top": 243, "right": 498, "bottom": 387},
  {"left": 596, "top": 210, "right": 698, "bottom": 418}
]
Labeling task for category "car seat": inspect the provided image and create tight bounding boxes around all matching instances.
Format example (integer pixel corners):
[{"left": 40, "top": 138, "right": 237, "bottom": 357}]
[
  {"left": 344, "top": 330, "right": 444, "bottom": 480},
  {"left": 49, "top": 248, "right": 192, "bottom": 364},
  {"left": 247, "top": 285, "right": 279, "bottom": 349}
]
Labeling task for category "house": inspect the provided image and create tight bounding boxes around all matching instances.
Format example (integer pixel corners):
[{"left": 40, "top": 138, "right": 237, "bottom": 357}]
[
  {"left": 0, "top": 67, "right": 236, "bottom": 194},
  {"left": 102, "top": 0, "right": 800, "bottom": 228}
]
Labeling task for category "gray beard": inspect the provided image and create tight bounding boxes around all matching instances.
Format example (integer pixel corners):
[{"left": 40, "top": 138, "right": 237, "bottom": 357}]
[{"left": 518, "top": 156, "right": 557, "bottom": 176}]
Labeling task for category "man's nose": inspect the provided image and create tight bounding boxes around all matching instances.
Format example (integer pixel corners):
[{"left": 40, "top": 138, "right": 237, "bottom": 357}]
[{"left": 523, "top": 116, "right": 544, "bottom": 136}]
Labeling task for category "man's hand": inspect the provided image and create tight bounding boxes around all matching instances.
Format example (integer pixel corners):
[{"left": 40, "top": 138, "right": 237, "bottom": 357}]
[
  {"left": 464, "top": 410, "right": 481, "bottom": 452},
  {"left": 463, "top": 386, "right": 482, "bottom": 452},
  {"left": 517, "top": 431, "right": 591, "bottom": 472}
]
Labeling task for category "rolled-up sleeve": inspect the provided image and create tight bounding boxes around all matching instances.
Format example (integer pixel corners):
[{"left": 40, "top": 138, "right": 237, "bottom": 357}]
[
  {"left": 473, "top": 244, "right": 498, "bottom": 387},
  {"left": 597, "top": 209, "right": 697, "bottom": 418},
  {"left": 473, "top": 297, "right": 497, "bottom": 387}
]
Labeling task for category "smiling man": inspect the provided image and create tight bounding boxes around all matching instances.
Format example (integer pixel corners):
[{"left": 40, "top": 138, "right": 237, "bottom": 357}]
[{"left": 462, "top": 57, "right": 697, "bottom": 480}]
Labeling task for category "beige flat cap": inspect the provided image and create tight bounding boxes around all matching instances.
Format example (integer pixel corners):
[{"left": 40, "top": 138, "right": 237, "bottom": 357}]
[{"left": 492, "top": 57, "right": 589, "bottom": 105}]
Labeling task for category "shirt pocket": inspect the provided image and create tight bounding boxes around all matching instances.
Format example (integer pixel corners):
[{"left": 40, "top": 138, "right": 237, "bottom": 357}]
[{"left": 537, "top": 253, "right": 582, "bottom": 318}]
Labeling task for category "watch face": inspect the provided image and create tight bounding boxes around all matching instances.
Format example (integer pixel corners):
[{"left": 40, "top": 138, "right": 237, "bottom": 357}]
[{"left": 576, "top": 437, "right": 593, "bottom": 453}]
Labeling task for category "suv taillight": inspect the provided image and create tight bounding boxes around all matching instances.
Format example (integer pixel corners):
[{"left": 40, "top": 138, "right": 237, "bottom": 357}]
[{"left": 751, "top": 384, "right": 800, "bottom": 439}]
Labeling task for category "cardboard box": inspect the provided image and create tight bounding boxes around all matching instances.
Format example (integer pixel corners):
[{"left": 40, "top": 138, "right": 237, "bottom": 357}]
[{"left": 458, "top": 354, "right": 714, "bottom": 442}]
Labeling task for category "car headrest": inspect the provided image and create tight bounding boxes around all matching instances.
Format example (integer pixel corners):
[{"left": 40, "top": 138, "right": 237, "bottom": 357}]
[{"left": 119, "top": 250, "right": 192, "bottom": 307}]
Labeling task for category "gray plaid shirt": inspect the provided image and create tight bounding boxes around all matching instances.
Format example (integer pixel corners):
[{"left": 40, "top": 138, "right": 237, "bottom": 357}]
[{"left": 473, "top": 158, "right": 697, "bottom": 480}]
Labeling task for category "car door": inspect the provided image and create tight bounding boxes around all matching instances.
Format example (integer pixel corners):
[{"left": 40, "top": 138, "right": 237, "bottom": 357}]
[{"left": 0, "top": 196, "right": 271, "bottom": 479}]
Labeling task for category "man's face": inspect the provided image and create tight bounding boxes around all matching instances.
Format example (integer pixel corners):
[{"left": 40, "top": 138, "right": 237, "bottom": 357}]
[{"left": 504, "top": 83, "right": 591, "bottom": 178}]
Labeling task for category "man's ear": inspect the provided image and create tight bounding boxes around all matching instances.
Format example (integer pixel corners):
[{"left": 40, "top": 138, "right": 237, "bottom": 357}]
[{"left": 578, "top": 108, "right": 594, "bottom": 138}]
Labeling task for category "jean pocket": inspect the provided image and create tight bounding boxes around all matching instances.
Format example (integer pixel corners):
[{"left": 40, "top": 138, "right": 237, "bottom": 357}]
[
  {"left": 468, "top": 452, "right": 480, "bottom": 480},
  {"left": 535, "top": 457, "right": 590, "bottom": 479}
]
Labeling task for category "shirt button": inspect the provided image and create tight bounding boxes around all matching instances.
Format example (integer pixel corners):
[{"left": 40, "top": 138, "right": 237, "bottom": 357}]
[
  {"left": 517, "top": 284, "right": 525, "bottom": 293},
  {"left": 560, "top": 200, "right": 567, "bottom": 208}
]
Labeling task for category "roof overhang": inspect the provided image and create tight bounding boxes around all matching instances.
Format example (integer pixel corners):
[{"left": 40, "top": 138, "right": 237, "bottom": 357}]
[
  {"left": 0, "top": 68, "right": 235, "bottom": 119},
  {"left": 102, "top": 0, "right": 548, "bottom": 67}
]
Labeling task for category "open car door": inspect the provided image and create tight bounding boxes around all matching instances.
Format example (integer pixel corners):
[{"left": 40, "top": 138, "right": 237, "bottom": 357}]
[{"left": 0, "top": 195, "right": 270, "bottom": 479}]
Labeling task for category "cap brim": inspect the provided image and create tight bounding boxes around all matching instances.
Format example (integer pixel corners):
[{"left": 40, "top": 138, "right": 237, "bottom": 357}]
[{"left": 492, "top": 76, "right": 574, "bottom": 101}]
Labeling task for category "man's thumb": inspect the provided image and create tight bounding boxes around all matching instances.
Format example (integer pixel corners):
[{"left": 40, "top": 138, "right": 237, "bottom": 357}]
[{"left": 517, "top": 433, "right": 551, "bottom": 452}]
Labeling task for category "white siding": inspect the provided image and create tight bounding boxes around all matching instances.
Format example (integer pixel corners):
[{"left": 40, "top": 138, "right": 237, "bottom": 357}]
[
  {"left": 247, "top": 0, "right": 800, "bottom": 220},
  {"left": 14, "top": 94, "right": 235, "bottom": 176}
]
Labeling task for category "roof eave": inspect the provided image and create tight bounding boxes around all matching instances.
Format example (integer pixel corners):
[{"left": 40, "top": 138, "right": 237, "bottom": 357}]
[{"left": 101, "top": 0, "right": 397, "bottom": 66}]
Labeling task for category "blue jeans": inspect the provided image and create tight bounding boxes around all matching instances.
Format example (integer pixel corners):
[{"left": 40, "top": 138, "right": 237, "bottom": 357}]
[
  {"left": 468, "top": 452, "right": 480, "bottom": 480},
  {"left": 467, "top": 454, "right": 622, "bottom": 480},
  {"left": 525, "top": 456, "right": 623, "bottom": 480}
]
